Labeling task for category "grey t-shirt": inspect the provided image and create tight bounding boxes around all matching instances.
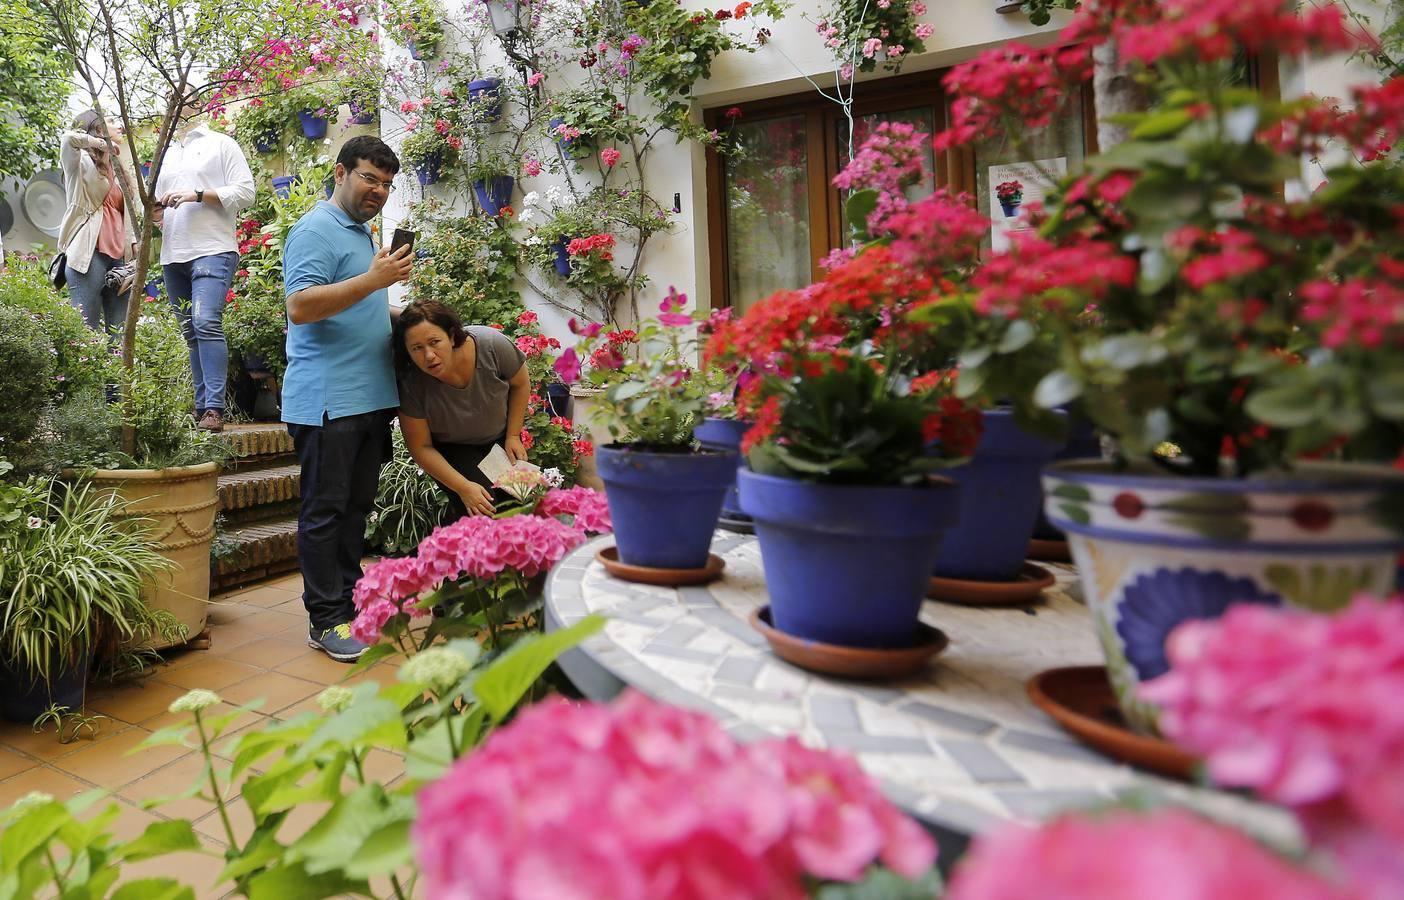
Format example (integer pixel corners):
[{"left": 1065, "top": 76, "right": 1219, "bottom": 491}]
[{"left": 398, "top": 325, "right": 526, "bottom": 445}]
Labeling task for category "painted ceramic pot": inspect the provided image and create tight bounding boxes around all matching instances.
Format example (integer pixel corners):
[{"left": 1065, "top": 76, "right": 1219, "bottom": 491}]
[{"left": 1043, "top": 459, "right": 1404, "bottom": 735}]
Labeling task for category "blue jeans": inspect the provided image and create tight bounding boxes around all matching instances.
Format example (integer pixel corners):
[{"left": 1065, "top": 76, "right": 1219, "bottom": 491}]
[
  {"left": 164, "top": 251, "right": 237, "bottom": 414},
  {"left": 65, "top": 251, "right": 128, "bottom": 338}
]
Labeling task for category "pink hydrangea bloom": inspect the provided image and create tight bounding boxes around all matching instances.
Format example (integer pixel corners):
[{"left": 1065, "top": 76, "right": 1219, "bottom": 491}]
[
  {"left": 535, "top": 486, "right": 613, "bottom": 535},
  {"left": 353, "top": 555, "right": 430, "bottom": 609},
  {"left": 947, "top": 808, "right": 1338, "bottom": 900},
  {"left": 415, "top": 513, "right": 586, "bottom": 590},
  {"left": 414, "top": 692, "right": 936, "bottom": 899},
  {"left": 1142, "top": 595, "right": 1404, "bottom": 894}
]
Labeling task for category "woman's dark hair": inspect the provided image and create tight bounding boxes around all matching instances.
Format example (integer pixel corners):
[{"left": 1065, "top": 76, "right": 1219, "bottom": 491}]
[
  {"left": 338, "top": 135, "right": 400, "bottom": 176},
  {"left": 72, "top": 109, "right": 104, "bottom": 134},
  {"left": 395, "top": 298, "right": 467, "bottom": 371}
]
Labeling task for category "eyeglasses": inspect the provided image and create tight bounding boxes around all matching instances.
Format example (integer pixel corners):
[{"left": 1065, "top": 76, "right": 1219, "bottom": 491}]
[{"left": 352, "top": 170, "right": 396, "bottom": 193}]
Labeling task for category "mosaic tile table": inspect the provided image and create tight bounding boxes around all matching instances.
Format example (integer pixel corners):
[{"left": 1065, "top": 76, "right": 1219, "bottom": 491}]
[{"left": 545, "top": 531, "right": 1296, "bottom": 862}]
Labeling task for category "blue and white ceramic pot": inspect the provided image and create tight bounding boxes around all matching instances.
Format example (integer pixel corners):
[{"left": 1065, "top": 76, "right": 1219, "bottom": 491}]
[{"left": 1043, "top": 460, "right": 1404, "bottom": 734}]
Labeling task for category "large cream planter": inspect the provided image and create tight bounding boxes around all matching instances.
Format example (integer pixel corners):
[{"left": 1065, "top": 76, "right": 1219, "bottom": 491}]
[
  {"left": 85, "top": 463, "right": 219, "bottom": 649},
  {"left": 1042, "top": 459, "right": 1404, "bottom": 735}
]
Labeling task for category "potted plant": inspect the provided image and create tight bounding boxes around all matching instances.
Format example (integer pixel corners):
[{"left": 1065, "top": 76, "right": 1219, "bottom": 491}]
[
  {"left": 401, "top": 128, "right": 456, "bottom": 186},
  {"left": 467, "top": 150, "right": 516, "bottom": 216},
  {"left": 995, "top": 179, "right": 1023, "bottom": 217},
  {"left": 691, "top": 314, "right": 753, "bottom": 530},
  {"left": 387, "top": 0, "right": 445, "bottom": 60},
  {"left": 232, "top": 97, "right": 288, "bottom": 155},
  {"left": 0, "top": 468, "right": 170, "bottom": 722},
  {"left": 284, "top": 84, "right": 338, "bottom": 139},
  {"left": 466, "top": 76, "right": 504, "bottom": 123},
  {"left": 939, "top": 25, "right": 1404, "bottom": 732},
  {"left": 815, "top": 0, "right": 932, "bottom": 75},
  {"left": 706, "top": 246, "right": 981, "bottom": 649},
  {"left": 555, "top": 287, "right": 736, "bottom": 573}
]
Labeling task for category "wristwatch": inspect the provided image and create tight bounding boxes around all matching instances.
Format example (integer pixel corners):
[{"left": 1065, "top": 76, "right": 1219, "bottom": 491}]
[{"left": 194, "top": 189, "right": 204, "bottom": 203}]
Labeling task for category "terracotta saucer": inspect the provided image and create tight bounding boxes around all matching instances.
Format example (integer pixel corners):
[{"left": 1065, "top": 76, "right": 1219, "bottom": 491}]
[
  {"left": 595, "top": 546, "right": 725, "bottom": 587},
  {"left": 1027, "top": 666, "right": 1199, "bottom": 781},
  {"left": 749, "top": 606, "right": 949, "bottom": 679},
  {"left": 927, "top": 562, "right": 1056, "bottom": 606},
  {"left": 1027, "top": 537, "right": 1071, "bottom": 563}
]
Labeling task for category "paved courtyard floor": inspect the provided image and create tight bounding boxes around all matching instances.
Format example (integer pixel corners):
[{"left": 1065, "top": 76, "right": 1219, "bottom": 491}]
[{"left": 0, "top": 570, "right": 403, "bottom": 897}]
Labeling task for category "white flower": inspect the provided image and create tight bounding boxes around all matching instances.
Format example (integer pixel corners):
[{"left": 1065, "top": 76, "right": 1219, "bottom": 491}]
[
  {"left": 525, "top": 235, "right": 543, "bottom": 246},
  {"left": 518, "top": 207, "right": 536, "bottom": 223},
  {"left": 316, "top": 685, "right": 354, "bottom": 713},
  {"left": 26, "top": 516, "right": 42, "bottom": 529},
  {"left": 399, "top": 646, "right": 475, "bottom": 693},
  {"left": 522, "top": 190, "right": 540, "bottom": 207},
  {"left": 544, "top": 186, "right": 563, "bottom": 204},
  {"left": 542, "top": 467, "right": 564, "bottom": 487},
  {"left": 168, "top": 689, "right": 221, "bottom": 713}
]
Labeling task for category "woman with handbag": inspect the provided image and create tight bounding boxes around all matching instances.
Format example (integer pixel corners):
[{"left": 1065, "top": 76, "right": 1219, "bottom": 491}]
[{"left": 57, "top": 110, "right": 137, "bottom": 337}]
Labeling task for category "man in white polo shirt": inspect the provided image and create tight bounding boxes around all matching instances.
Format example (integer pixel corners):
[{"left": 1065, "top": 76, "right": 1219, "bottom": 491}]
[{"left": 155, "top": 107, "right": 255, "bottom": 432}]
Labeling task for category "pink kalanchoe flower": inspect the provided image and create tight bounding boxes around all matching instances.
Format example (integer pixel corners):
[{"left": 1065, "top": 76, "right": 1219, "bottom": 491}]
[
  {"left": 946, "top": 808, "right": 1339, "bottom": 900},
  {"left": 1142, "top": 595, "right": 1404, "bottom": 895},
  {"left": 413, "top": 692, "right": 935, "bottom": 899},
  {"left": 527, "top": 71, "right": 544, "bottom": 86},
  {"left": 657, "top": 286, "right": 693, "bottom": 327},
  {"left": 553, "top": 346, "right": 582, "bottom": 383},
  {"left": 600, "top": 147, "right": 622, "bottom": 168}
]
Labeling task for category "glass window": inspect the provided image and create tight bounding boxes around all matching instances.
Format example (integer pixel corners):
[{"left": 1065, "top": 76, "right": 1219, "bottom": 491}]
[
  {"left": 723, "top": 114, "right": 813, "bottom": 312},
  {"left": 835, "top": 107, "right": 939, "bottom": 246}
]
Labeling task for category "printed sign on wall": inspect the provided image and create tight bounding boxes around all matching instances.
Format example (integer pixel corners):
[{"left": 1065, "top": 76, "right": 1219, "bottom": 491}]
[{"left": 988, "top": 157, "right": 1067, "bottom": 251}]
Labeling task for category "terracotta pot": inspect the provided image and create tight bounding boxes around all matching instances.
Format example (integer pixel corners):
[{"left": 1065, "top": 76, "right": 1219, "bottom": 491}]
[{"left": 84, "top": 462, "right": 219, "bottom": 648}]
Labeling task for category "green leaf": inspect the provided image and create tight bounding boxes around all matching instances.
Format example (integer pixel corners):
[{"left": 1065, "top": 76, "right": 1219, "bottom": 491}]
[
  {"left": 1033, "top": 370, "right": 1083, "bottom": 409},
  {"left": 845, "top": 189, "right": 879, "bottom": 237},
  {"left": 1366, "top": 370, "right": 1404, "bottom": 420},
  {"left": 1058, "top": 502, "right": 1091, "bottom": 525},
  {"left": 1130, "top": 108, "right": 1194, "bottom": 140},
  {"left": 111, "top": 879, "right": 195, "bottom": 900},
  {"left": 0, "top": 802, "right": 68, "bottom": 871},
  {"left": 246, "top": 863, "right": 366, "bottom": 900},
  {"left": 996, "top": 319, "right": 1035, "bottom": 354},
  {"left": 137, "top": 724, "right": 195, "bottom": 750},
  {"left": 289, "top": 784, "right": 410, "bottom": 876},
  {"left": 473, "top": 615, "right": 605, "bottom": 721},
  {"left": 1050, "top": 483, "right": 1092, "bottom": 501},
  {"left": 217, "top": 829, "right": 287, "bottom": 883},
  {"left": 1244, "top": 384, "right": 1322, "bottom": 428},
  {"left": 342, "top": 819, "right": 413, "bottom": 880},
  {"left": 115, "top": 819, "right": 201, "bottom": 862},
  {"left": 815, "top": 867, "right": 944, "bottom": 899},
  {"left": 293, "top": 696, "right": 407, "bottom": 762}
]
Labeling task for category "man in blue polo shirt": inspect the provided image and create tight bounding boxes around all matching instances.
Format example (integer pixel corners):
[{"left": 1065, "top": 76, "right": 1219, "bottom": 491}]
[{"left": 283, "top": 135, "right": 413, "bottom": 661}]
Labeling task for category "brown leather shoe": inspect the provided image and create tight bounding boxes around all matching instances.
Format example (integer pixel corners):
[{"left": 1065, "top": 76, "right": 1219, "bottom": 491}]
[{"left": 197, "top": 409, "right": 225, "bottom": 432}]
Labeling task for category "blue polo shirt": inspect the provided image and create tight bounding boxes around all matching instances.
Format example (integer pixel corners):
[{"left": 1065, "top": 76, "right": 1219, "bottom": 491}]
[{"left": 281, "top": 201, "right": 398, "bottom": 426}]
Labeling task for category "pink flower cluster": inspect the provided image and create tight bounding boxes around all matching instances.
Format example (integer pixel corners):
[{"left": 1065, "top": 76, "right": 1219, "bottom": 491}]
[
  {"left": 413, "top": 692, "right": 936, "bottom": 899},
  {"left": 1109, "top": 0, "right": 1361, "bottom": 66},
  {"left": 936, "top": 44, "right": 1093, "bottom": 151},
  {"left": 535, "top": 486, "right": 612, "bottom": 534},
  {"left": 1298, "top": 278, "right": 1404, "bottom": 349},
  {"left": 972, "top": 234, "right": 1137, "bottom": 316},
  {"left": 947, "top": 808, "right": 1338, "bottom": 899},
  {"left": 350, "top": 555, "right": 433, "bottom": 643},
  {"left": 566, "top": 233, "right": 616, "bottom": 260},
  {"left": 1267, "top": 77, "right": 1404, "bottom": 164},
  {"left": 1143, "top": 596, "right": 1404, "bottom": 896},
  {"left": 601, "top": 147, "right": 622, "bottom": 168},
  {"left": 832, "top": 122, "right": 930, "bottom": 234},
  {"left": 1169, "top": 227, "right": 1270, "bottom": 290},
  {"left": 515, "top": 332, "right": 561, "bottom": 357},
  {"left": 885, "top": 189, "right": 988, "bottom": 274}
]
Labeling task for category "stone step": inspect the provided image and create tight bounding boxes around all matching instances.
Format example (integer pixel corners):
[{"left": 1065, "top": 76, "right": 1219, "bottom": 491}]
[
  {"left": 212, "top": 518, "right": 299, "bottom": 592},
  {"left": 218, "top": 463, "right": 300, "bottom": 513},
  {"left": 219, "top": 422, "right": 296, "bottom": 471}
]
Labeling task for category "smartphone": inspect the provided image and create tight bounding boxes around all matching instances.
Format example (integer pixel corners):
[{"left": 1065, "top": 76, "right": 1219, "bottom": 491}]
[{"left": 390, "top": 228, "right": 416, "bottom": 256}]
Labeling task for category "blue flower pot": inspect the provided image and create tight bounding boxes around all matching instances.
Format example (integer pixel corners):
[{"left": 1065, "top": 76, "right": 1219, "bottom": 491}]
[
  {"left": 931, "top": 408, "right": 1067, "bottom": 582},
  {"left": 596, "top": 444, "right": 738, "bottom": 569},
  {"left": 473, "top": 175, "right": 514, "bottom": 216},
  {"left": 999, "top": 199, "right": 1020, "bottom": 218},
  {"left": 271, "top": 175, "right": 296, "bottom": 198},
  {"left": 551, "top": 237, "right": 572, "bottom": 276},
  {"left": 738, "top": 469, "right": 961, "bottom": 648},
  {"left": 545, "top": 383, "right": 571, "bottom": 419},
  {"left": 253, "top": 129, "right": 279, "bottom": 154},
  {"left": 1032, "top": 416, "right": 1101, "bottom": 541},
  {"left": 348, "top": 100, "right": 375, "bottom": 124},
  {"left": 297, "top": 110, "right": 328, "bottom": 140},
  {"left": 467, "top": 77, "right": 503, "bottom": 123},
  {"left": 549, "top": 117, "right": 586, "bottom": 157},
  {"left": 0, "top": 651, "right": 89, "bottom": 724},
  {"left": 140, "top": 163, "right": 151, "bottom": 180},
  {"left": 694, "top": 417, "right": 749, "bottom": 522},
  {"left": 144, "top": 280, "right": 161, "bottom": 299},
  {"left": 415, "top": 152, "right": 443, "bottom": 186}
]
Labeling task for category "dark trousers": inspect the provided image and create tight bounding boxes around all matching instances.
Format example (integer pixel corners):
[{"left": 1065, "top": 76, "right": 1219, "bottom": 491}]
[
  {"left": 289, "top": 409, "right": 394, "bottom": 630},
  {"left": 434, "top": 436, "right": 509, "bottom": 520}
]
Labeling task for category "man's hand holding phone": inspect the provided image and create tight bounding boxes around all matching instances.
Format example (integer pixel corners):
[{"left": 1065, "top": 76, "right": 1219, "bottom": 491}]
[{"left": 368, "top": 243, "right": 415, "bottom": 289}]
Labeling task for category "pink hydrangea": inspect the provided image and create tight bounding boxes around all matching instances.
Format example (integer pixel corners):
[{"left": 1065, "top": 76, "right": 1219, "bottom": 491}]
[
  {"left": 946, "top": 808, "right": 1339, "bottom": 900},
  {"left": 1142, "top": 595, "right": 1404, "bottom": 894},
  {"left": 415, "top": 514, "right": 586, "bottom": 589},
  {"left": 535, "top": 486, "right": 613, "bottom": 535},
  {"left": 352, "top": 554, "right": 430, "bottom": 609},
  {"left": 413, "top": 692, "right": 936, "bottom": 899}
]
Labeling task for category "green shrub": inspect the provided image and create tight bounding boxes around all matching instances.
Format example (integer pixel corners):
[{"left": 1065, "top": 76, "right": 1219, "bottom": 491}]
[
  {"left": 0, "top": 305, "right": 55, "bottom": 448},
  {"left": 0, "top": 259, "right": 114, "bottom": 403},
  {"left": 0, "top": 475, "right": 168, "bottom": 684},
  {"left": 407, "top": 207, "right": 526, "bottom": 334},
  {"left": 365, "top": 425, "right": 451, "bottom": 555},
  {"left": 124, "top": 307, "right": 225, "bottom": 468}
]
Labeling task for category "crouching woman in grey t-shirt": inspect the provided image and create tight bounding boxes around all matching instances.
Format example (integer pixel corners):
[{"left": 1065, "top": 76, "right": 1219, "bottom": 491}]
[{"left": 394, "top": 299, "right": 530, "bottom": 519}]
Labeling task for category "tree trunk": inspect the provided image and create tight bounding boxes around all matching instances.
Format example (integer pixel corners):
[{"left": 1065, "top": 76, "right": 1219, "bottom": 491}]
[{"left": 1092, "top": 40, "right": 1153, "bottom": 151}]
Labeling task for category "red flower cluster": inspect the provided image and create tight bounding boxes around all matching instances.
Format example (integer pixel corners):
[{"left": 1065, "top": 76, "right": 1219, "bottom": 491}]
[
  {"left": 1265, "top": 77, "right": 1404, "bottom": 162},
  {"left": 566, "top": 233, "right": 616, "bottom": 261},
  {"left": 1110, "top": 0, "right": 1361, "bottom": 66},
  {"left": 884, "top": 189, "right": 988, "bottom": 275},
  {"left": 936, "top": 44, "right": 1093, "bottom": 151},
  {"left": 911, "top": 371, "right": 983, "bottom": 455},
  {"left": 515, "top": 333, "right": 562, "bottom": 358},
  {"left": 971, "top": 235, "right": 1137, "bottom": 316},
  {"left": 1168, "top": 227, "right": 1271, "bottom": 290},
  {"left": 236, "top": 218, "right": 269, "bottom": 255},
  {"left": 741, "top": 395, "right": 783, "bottom": 455},
  {"left": 1299, "top": 277, "right": 1404, "bottom": 348}
]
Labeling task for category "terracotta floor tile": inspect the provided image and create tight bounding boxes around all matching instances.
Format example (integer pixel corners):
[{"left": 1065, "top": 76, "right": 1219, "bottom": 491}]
[
  {"left": 87, "top": 680, "right": 194, "bottom": 726},
  {"left": 118, "top": 750, "right": 234, "bottom": 822},
  {"left": 358, "top": 748, "right": 405, "bottom": 786},
  {"left": 275, "top": 650, "right": 358, "bottom": 684},
  {"left": 0, "top": 746, "right": 38, "bottom": 781},
  {"left": 268, "top": 572, "right": 304, "bottom": 594},
  {"left": 156, "top": 658, "right": 262, "bottom": 692},
  {"left": 216, "top": 636, "right": 308, "bottom": 670},
  {"left": 205, "top": 601, "right": 255, "bottom": 626},
  {"left": 52, "top": 727, "right": 192, "bottom": 789},
  {"left": 108, "top": 796, "right": 169, "bottom": 842},
  {"left": 271, "top": 694, "right": 326, "bottom": 722},
  {"left": 138, "top": 700, "right": 266, "bottom": 736},
  {"left": 218, "top": 672, "right": 323, "bottom": 716},
  {"left": 0, "top": 765, "right": 95, "bottom": 808},
  {"left": 0, "top": 718, "right": 129, "bottom": 763},
  {"left": 229, "top": 585, "right": 302, "bottom": 610},
  {"left": 194, "top": 791, "right": 329, "bottom": 847},
  {"left": 119, "top": 841, "right": 229, "bottom": 898},
  {"left": 240, "top": 609, "right": 307, "bottom": 636}
]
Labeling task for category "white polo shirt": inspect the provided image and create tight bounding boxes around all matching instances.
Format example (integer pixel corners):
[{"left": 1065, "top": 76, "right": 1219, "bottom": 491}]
[{"left": 154, "top": 125, "right": 256, "bottom": 265}]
